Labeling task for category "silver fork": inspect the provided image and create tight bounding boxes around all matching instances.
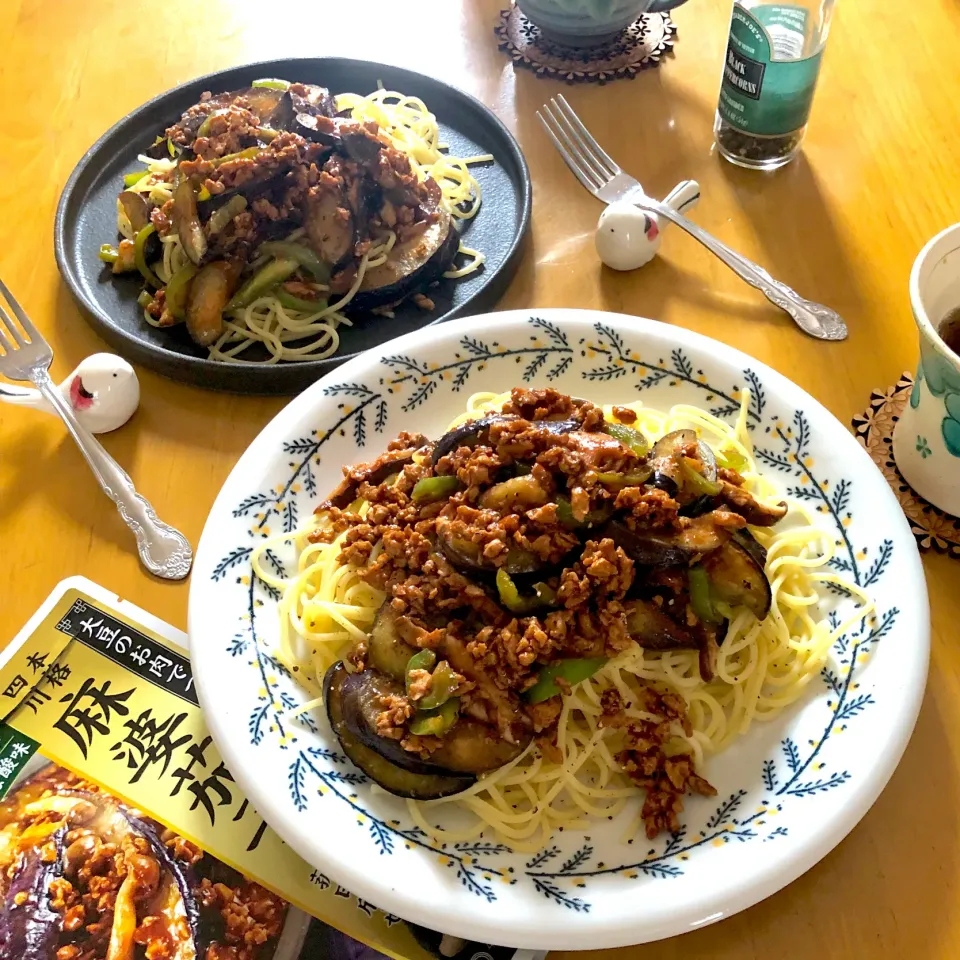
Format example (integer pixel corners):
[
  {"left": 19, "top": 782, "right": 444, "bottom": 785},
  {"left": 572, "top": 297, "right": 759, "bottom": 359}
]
[
  {"left": 538, "top": 95, "right": 847, "bottom": 341},
  {"left": 0, "top": 278, "right": 193, "bottom": 580}
]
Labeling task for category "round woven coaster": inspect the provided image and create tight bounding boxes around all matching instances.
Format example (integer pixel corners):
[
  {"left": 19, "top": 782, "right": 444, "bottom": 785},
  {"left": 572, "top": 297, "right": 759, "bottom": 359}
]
[
  {"left": 494, "top": 5, "right": 676, "bottom": 84},
  {"left": 852, "top": 372, "right": 960, "bottom": 556}
]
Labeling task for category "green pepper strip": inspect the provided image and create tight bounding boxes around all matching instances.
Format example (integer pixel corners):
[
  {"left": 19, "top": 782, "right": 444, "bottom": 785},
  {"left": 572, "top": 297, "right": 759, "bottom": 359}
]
[
  {"left": 688, "top": 565, "right": 723, "bottom": 626},
  {"left": 252, "top": 78, "right": 290, "bottom": 90},
  {"left": 418, "top": 661, "right": 460, "bottom": 710},
  {"left": 123, "top": 171, "right": 148, "bottom": 188},
  {"left": 226, "top": 258, "right": 299, "bottom": 311},
  {"left": 405, "top": 649, "right": 437, "bottom": 699},
  {"left": 556, "top": 496, "right": 612, "bottom": 529},
  {"left": 197, "top": 108, "right": 231, "bottom": 139},
  {"left": 165, "top": 262, "right": 199, "bottom": 320},
  {"left": 411, "top": 475, "right": 462, "bottom": 503},
  {"left": 496, "top": 569, "right": 557, "bottom": 615},
  {"left": 98, "top": 244, "right": 119, "bottom": 264},
  {"left": 594, "top": 468, "right": 654, "bottom": 488},
  {"left": 717, "top": 446, "right": 749, "bottom": 473},
  {"left": 258, "top": 241, "right": 332, "bottom": 282},
  {"left": 409, "top": 697, "right": 460, "bottom": 736},
  {"left": 212, "top": 146, "right": 263, "bottom": 167},
  {"left": 555, "top": 497, "right": 576, "bottom": 527},
  {"left": 276, "top": 289, "right": 329, "bottom": 314},
  {"left": 133, "top": 224, "right": 161, "bottom": 288},
  {"left": 137, "top": 290, "right": 153, "bottom": 308},
  {"left": 680, "top": 461, "right": 722, "bottom": 496},
  {"left": 406, "top": 649, "right": 436, "bottom": 674},
  {"left": 167, "top": 138, "right": 177, "bottom": 158},
  {"left": 525, "top": 658, "right": 608, "bottom": 704},
  {"left": 604, "top": 422, "right": 649, "bottom": 457},
  {"left": 207, "top": 195, "right": 248, "bottom": 236},
  {"left": 534, "top": 583, "right": 557, "bottom": 605}
]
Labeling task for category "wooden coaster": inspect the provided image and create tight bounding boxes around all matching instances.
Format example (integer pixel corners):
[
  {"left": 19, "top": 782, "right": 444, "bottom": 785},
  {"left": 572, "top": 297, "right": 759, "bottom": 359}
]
[
  {"left": 852, "top": 373, "right": 960, "bottom": 556},
  {"left": 494, "top": 5, "right": 676, "bottom": 84}
]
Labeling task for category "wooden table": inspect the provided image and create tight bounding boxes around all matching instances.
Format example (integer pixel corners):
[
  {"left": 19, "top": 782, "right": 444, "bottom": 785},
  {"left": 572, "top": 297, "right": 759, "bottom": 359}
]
[{"left": 1, "top": 0, "right": 958, "bottom": 955}]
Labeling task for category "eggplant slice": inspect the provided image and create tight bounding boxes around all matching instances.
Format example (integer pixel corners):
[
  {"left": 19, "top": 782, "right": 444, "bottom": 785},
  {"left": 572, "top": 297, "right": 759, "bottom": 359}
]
[
  {"left": 478, "top": 474, "right": 549, "bottom": 512},
  {"left": 704, "top": 531, "right": 772, "bottom": 619},
  {"left": 429, "top": 718, "right": 528, "bottom": 774},
  {"left": 172, "top": 178, "right": 208, "bottom": 265},
  {"left": 734, "top": 527, "right": 768, "bottom": 568},
  {"left": 430, "top": 414, "right": 511, "bottom": 465},
  {"left": 0, "top": 828, "right": 65, "bottom": 960},
  {"left": 368, "top": 603, "right": 418, "bottom": 680},
  {"left": 430, "top": 415, "right": 578, "bottom": 465},
  {"left": 650, "top": 429, "right": 695, "bottom": 493},
  {"left": 650, "top": 429, "right": 719, "bottom": 509},
  {"left": 322, "top": 447, "right": 418, "bottom": 510},
  {"left": 305, "top": 187, "right": 354, "bottom": 266},
  {"left": 214, "top": 84, "right": 332, "bottom": 130},
  {"left": 339, "top": 122, "right": 384, "bottom": 167},
  {"left": 624, "top": 600, "right": 727, "bottom": 682},
  {"left": 118, "top": 191, "right": 151, "bottom": 233},
  {"left": 341, "top": 667, "right": 528, "bottom": 774},
  {"left": 335, "top": 668, "right": 433, "bottom": 773},
  {"left": 286, "top": 84, "right": 338, "bottom": 122},
  {"left": 324, "top": 663, "right": 474, "bottom": 800},
  {"left": 240, "top": 85, "right": 291, "bottom": 125},
  {"left": 435, "top": 517, "right": 543, "bottom": 575},
  {"left": 185, "top": 259, "right": 242, "bottom": 347},
  {"left": 352, "top": 210, "right": 459, "bottom": 310},
  {"left": 624, "top": 599, "right": 698, "bottom": 650},
  {"left": 603, "top": 514, "right": 735, "bottom": 568},
  {"left": 197, "top": 170, "right": 292, "bottom": 221}
]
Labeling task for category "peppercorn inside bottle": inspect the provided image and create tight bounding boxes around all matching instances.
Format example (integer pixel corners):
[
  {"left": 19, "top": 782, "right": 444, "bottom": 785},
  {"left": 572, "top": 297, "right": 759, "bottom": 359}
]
[{"left": 714, "top": 0, "right": 837, "bottom": 170}]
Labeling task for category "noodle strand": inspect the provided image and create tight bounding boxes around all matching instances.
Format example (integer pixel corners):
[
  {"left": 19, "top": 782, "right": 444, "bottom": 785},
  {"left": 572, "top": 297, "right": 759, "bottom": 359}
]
[{"left": 257, "top": 392, "right": 867, "bottom": 850}]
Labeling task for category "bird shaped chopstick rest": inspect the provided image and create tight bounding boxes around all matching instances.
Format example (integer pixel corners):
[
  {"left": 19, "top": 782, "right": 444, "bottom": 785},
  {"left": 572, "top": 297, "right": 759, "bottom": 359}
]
[
  {"left": 0, "top": 353, "right": 140, "bottom": 434},
  {"left": 595, "top": 179, "right": 701, "bottom": 271}
]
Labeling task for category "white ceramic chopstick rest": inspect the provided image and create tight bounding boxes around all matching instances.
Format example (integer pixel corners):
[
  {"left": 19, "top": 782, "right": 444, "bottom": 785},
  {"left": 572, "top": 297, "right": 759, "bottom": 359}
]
[
  {"left": 595, "top": 179, "right": 701, "bottom": 271},
  {"left": 0, "top": 352, "right": 140, "bottom": 434}
]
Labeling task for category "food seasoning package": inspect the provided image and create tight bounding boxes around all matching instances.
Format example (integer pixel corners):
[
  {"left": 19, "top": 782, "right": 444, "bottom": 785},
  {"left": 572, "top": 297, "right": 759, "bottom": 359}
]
[{"left": 0, "top": 576, "right": 435, "bottom": 960}]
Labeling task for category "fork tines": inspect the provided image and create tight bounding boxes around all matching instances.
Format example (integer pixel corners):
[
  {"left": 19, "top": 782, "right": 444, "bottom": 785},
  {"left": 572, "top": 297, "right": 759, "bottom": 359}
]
[
  {"left": 0, "top": 275, "right": 39, "bottom": 356},
  {"left": 537, "top": 94, "right": 620, "bottom": 195}
]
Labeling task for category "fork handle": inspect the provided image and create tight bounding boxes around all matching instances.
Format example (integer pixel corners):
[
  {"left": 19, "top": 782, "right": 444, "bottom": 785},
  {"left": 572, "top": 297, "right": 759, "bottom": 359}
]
[
  {"left": 32, "top": 370, "right": 193, "bottom": 580},
  {"left": 639, "top": 198, "right": 848, "bottom": 341}
]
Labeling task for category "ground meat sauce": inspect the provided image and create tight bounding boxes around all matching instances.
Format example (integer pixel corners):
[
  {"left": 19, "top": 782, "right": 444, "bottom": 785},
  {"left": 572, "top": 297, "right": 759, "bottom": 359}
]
[
  {"left": 126, "top": 83, "right": 454, "bottom": 351},
  {"left": 617, "top": 689, "right": 717, "bottom": 838},
  {"left": 314, "top": 387, "right": 786, "bottom": 837},
  {"left": 0, "top": 767, "right": 286, "bottom": 960}
]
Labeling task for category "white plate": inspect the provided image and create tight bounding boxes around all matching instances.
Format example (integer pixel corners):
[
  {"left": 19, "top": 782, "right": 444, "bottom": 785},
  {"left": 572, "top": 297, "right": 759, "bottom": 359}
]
[{"left": 189, "top": 310, "right": 929, "bottom": 950}]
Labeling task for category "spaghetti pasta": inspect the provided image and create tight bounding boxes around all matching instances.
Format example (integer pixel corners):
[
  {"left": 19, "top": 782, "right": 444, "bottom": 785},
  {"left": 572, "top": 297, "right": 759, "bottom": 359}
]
[
  {"left": 115, "top": 85, "right": 490, "bottom": 364},
  {"left": 254, "top": 390, "right": 868, "bottom": 851}
]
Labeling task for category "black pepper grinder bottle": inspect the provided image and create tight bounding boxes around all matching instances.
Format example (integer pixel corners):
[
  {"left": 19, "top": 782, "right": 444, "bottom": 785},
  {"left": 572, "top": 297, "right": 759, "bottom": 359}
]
[{"left": 714, "top": 0, "right": 837, "bottom": 170}]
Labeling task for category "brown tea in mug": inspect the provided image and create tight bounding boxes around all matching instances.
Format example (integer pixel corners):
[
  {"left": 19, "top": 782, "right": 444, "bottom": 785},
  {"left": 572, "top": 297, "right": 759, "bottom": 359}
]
[{"left": 940, "top": 307, "right": 960, "bottom": 358}]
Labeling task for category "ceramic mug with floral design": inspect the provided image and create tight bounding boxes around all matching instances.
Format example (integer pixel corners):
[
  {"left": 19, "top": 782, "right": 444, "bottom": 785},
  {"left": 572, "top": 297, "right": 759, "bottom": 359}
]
[{"left": 893, "top": 222, "right": 960, "bottom": 517}]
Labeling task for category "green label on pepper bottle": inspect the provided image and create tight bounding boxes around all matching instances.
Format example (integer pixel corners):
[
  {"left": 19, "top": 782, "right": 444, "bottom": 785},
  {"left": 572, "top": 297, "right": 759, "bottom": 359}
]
[{"left": 719, "top": 4, "right": 824, "bottom": 137}]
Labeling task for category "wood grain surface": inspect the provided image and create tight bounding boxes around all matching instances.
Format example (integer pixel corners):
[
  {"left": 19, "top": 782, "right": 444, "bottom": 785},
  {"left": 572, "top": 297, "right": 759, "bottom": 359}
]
[{"left": 1, "top": 0, "right": 957, "bottom": 954}]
